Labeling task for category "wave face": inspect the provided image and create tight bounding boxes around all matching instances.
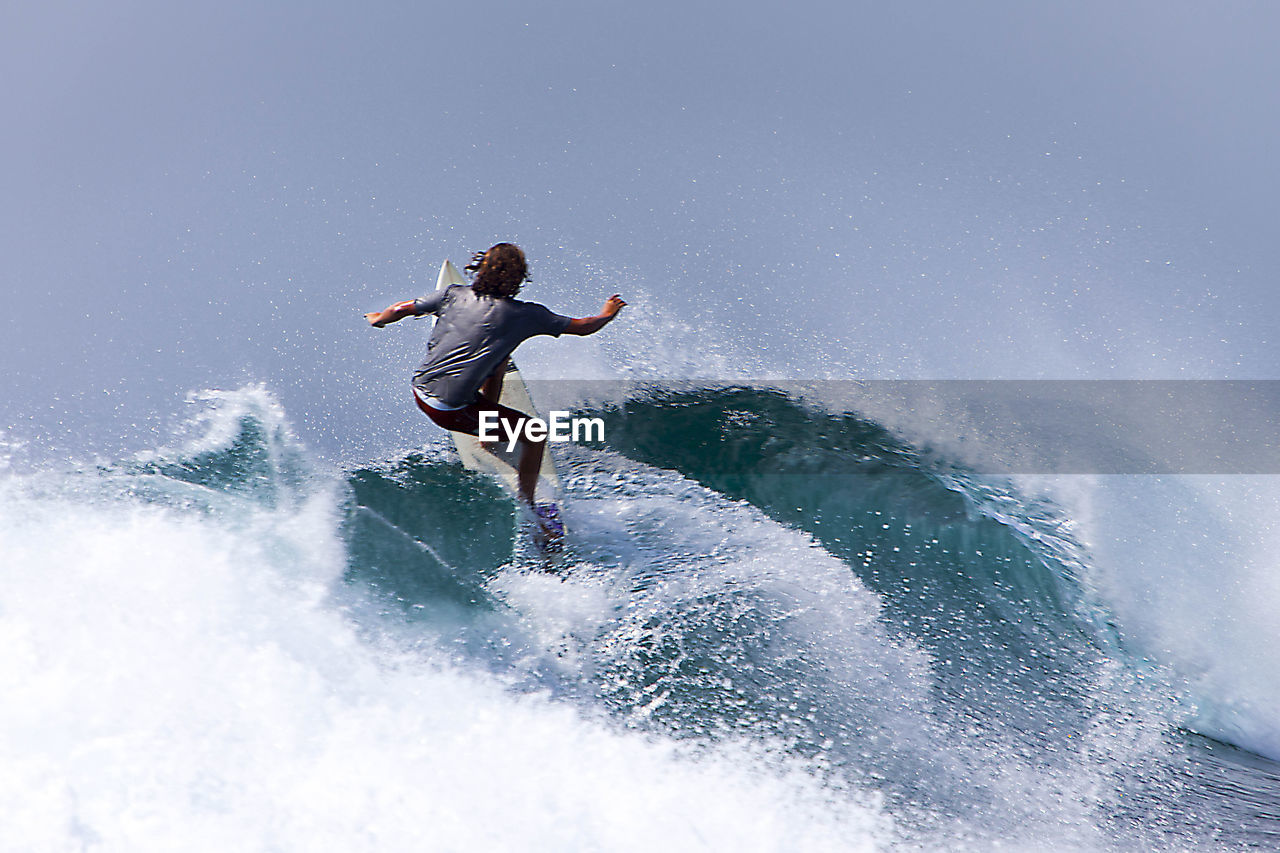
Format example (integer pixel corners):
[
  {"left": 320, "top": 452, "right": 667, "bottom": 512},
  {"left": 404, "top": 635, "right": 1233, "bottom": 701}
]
[{"left": 4, "top": 386, "right": 1279, "bottom": 851}]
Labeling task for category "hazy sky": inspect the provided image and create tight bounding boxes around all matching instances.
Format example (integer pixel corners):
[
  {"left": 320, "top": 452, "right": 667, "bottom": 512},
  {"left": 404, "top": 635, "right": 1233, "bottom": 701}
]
[{"left": 3, "top": 1, "right": 1277, "bottom": 463}]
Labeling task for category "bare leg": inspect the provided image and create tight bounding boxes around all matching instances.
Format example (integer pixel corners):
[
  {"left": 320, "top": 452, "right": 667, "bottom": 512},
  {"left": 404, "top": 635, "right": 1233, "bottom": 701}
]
[
  {"left": 480, "top": 359, "right": 508, "bottom": 404},
  {"left": 517, "top": 436, "right": 545, "bottom": 507}
]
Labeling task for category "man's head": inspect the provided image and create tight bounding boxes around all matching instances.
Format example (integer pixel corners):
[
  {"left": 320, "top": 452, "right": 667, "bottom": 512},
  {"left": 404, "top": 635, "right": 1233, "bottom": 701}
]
[{"left": 466, "top": 243, "right": 530, "bottom": 298}]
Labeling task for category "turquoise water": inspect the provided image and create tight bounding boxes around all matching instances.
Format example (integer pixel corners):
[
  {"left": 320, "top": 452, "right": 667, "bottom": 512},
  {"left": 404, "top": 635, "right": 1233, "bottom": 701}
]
[{"left": 2, "top": 385, "right": 1277, "bottom": 850}]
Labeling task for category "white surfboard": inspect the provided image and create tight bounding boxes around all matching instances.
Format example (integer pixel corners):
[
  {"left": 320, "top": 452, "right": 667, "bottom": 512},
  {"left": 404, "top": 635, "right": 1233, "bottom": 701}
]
[{"left": 432, "top": 260, "right": 567, "bottom": 543}]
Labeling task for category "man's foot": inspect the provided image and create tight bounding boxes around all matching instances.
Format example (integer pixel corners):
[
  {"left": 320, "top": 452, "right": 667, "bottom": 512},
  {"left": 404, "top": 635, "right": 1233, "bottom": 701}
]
[
  {"left": 533, "top": 502, "right": 565, "bottom": 550},
  {"left": 534, "top": 503, "right": 565, "bottom": 537}
]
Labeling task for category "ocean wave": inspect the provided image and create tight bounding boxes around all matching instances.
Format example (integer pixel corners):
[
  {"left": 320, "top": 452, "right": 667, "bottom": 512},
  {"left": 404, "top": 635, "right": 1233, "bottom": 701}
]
[{"left": 4, "top": 385, "right": 1278, "bottom": 849}]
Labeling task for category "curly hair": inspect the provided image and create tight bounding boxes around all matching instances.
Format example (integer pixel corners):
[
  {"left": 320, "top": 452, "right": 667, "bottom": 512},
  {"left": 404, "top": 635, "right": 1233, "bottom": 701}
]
[{"left": 465, "top": 243, "right": 530, "bottom": 298}]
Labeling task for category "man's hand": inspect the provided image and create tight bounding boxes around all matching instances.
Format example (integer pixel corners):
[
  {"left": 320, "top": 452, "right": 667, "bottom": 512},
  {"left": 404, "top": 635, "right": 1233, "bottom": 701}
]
[
  {"left": 602, "top": 294, "right": 627, "bottom": 316},
  {"left": 365, "top": 311, "right": 388, "bottom": 328},
  {"left": 565, "top": 295, "right": 628, "bottom": 336}
]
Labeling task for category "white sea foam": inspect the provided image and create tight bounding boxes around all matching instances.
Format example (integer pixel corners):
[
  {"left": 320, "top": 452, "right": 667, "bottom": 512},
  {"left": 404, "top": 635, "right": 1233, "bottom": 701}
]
[
  {"left": 1, "top": 385, "right": 1243, "bottom": 851},
  {"left": 1082, "top": 475, "right": 1280, "bottom": 761},
  {"left": 484, "top": 447, "right": 1159, "bottom": 851},
  {"left": 0, "top": 406, "right": 892, "bottom": 853}
]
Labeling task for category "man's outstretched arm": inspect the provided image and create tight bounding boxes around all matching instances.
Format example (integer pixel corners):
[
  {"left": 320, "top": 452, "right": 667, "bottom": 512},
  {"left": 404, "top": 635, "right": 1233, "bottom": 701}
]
[
  {"left": 564, "top": 295, "right": 627, "bottom": 336},
  {"left": 365, "top": 301, "right": 420, "bottom": 328}
]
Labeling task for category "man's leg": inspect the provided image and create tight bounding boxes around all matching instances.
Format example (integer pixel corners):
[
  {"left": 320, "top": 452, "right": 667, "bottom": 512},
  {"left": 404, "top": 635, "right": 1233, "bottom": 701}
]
[
  {"left": 413, "top": 386, "right": 548, "bottom": 513},
  {"left": 516, "top": 436, "right": 546, "bottom": 507},
  {"left": 479, "top": 359, "right": 508, "bottom": 404}
]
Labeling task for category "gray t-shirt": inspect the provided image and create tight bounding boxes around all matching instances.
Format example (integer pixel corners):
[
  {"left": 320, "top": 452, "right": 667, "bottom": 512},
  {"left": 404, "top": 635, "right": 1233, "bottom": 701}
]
[{"left": 410, "top": 284, "right": 572, "bottom": 407}]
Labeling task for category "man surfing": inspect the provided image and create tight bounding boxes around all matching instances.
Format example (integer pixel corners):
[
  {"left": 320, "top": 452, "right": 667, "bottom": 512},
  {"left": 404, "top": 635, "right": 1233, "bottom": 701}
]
[{"left": 366, "top": 243, "right": 625, "bottom": 537}]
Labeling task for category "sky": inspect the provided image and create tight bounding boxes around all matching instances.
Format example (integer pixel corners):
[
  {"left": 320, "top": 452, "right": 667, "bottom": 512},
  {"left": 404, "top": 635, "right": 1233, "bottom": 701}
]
[{"left": 2, "top": 0, "right": 1277, "bottom": 464}]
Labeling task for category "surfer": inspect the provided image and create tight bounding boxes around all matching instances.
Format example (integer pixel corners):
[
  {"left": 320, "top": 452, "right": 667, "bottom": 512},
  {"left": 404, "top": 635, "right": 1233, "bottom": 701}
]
[{"left": 365, "top": 242, "right": 625, "bottom": 525}]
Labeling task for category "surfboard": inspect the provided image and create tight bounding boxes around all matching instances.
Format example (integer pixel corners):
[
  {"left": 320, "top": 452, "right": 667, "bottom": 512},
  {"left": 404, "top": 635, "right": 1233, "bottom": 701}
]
[{"left": 432, "top": 259, "right": 567, "bottom": 548}]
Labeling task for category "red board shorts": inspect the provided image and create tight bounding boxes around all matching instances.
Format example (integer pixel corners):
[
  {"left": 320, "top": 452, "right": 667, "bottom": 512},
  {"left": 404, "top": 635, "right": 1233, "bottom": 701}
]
[{"left": 412, "top": 387, "right": 534, "bottom": 443}]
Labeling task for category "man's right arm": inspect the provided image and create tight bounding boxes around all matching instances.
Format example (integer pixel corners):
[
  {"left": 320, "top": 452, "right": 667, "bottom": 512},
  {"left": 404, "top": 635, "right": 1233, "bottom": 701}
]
[{"left": 564, "top": 295, "right": 627, "bottom": 336}]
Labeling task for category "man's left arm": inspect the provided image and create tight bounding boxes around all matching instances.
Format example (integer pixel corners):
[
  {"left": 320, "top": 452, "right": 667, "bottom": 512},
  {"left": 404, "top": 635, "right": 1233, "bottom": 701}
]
[
  {"left": 364, "top": 301, "right": 420, "bottom": 327},
  {"left": 367, "top": 289, "right": 447, "bottom": 327}
]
